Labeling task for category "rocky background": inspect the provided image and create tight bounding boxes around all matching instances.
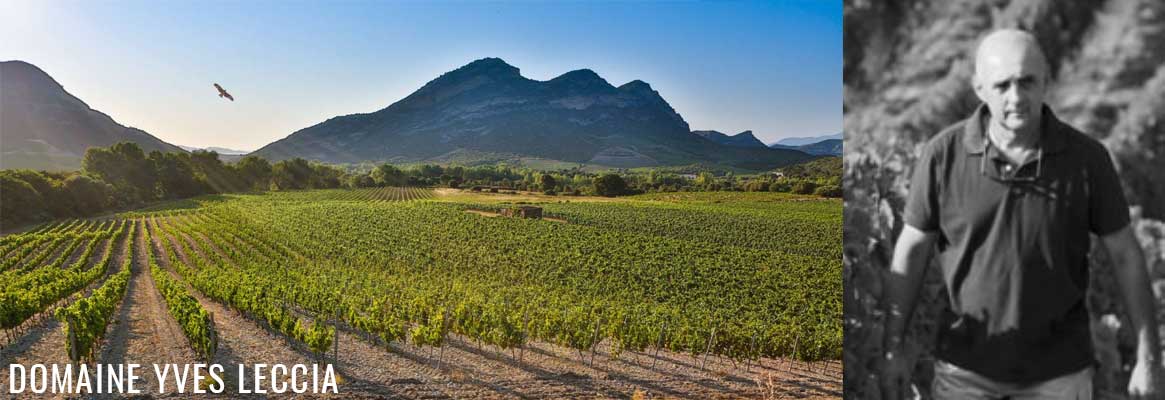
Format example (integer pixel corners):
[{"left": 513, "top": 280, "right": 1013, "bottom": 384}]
[{"left": 843, "top": 0, "right": 1165, "bottom": 398}]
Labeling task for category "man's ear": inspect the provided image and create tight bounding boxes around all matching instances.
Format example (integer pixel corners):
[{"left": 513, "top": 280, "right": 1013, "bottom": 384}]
[{"left": 970, "top": 74, "right": 987, "bottom": 104}]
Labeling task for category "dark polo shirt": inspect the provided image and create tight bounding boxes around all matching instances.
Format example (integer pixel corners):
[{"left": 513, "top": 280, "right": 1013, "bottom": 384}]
[{"left": 904, "top": 104, "right": 1130, "bottom": 383}]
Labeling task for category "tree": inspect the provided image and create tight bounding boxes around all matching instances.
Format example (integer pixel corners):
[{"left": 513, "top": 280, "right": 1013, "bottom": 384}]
[
  {"left": 371, "top": 164, "right": 406, "bottom": 187},
  {"left": 792, "top": 180, "right": 817, "bottom": 195},
  {"left": 235, "top": 156, "right": 273, "bottom": 191},
  {"left": 592, "top": 174, "right": 628, "bottom": 197},
  {"left": 310, "top": 163, "right": 344, "bottom": 189},
  {"left": 61, "top": 175, "right": 113, "bottom": 216},
  {"left": 814, "top": 184, "right": 842, "bottom": 198},
  {"left": 187, "top": 150, "right": 244, "bottom": 193},
  {"left": 347, "top": 174, "right": 376, "bottom": 188},
  {"left": 0, "top": 172, "right": 45, "bottom": 226},
  {"left": 538, "top": 174, "right": 557, "bottom": 191},
  {"left": 695, "top": 171, "right": 716, "bottom": 188},
  {"left": 150, "top": 151, "right": 203, "bottom": 199},
  {"left": 271, "top": 158, "right": 314, "bottom": 190},
  {"left": 81, "top": 142, "right": 156, "bottom": 202},
  {"left": 417, "top": 164, "right": 444, "bottom": 179}
]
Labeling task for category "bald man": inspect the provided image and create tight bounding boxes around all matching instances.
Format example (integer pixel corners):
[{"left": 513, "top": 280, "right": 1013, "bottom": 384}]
[{"left": 879, "top": 29, "right": 1163, "bottom": 399}]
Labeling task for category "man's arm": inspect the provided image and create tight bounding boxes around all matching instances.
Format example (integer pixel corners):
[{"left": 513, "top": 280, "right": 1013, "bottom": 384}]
[
  {"left": 1101, "top": 224, "right": 1162, "bottom": 397},
  {"left": 883, "top": 224, "right": 938, "bottom": 351},
  {"left": 879, "top": 224, "right": 938, "bottom": 399}
]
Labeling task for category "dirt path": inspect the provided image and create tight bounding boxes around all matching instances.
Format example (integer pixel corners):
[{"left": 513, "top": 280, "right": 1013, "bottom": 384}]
[
  {"left": 97, "top": 219, "right": 199, "bottom": 397},
  {"left": 464, "top": 209, "right": 567, "bottom": 223}
]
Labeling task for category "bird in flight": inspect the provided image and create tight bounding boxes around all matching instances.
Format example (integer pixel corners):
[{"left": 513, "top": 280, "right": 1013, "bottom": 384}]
[{"left": 213, "top": 83, "right": 234, "bottom": 101}]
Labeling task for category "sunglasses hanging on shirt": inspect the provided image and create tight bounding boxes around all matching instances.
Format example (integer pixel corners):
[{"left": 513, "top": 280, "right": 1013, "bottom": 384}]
[{"left": 979, "top": 140, "right": 1043, "bottom": 183}]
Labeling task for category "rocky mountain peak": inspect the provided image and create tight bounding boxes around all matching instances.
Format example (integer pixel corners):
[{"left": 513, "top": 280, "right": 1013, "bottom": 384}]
[{"left": 453, "top": 57, "right": 521, "bottom": 79}]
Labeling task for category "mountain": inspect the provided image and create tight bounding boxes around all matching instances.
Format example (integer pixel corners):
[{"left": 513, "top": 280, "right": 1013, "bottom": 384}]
[
  {"left": 692, "top": 130, "right": 768, "bottom": 148},
  {"left": 771, "top": 138, "right": 842, "bottom": 156},
  {"left": 0, "top": 60, "right": 185, "bottom": 171},
  {"left": 253, "top": 57, "right": 813, "bottom": 170},
  {"left": 178, "top": 145, "right": 249, "bottom": 155},
  {"left": 771, "top": 132, "right": 842, "bottom": 147},
  {"left": 797, "top": 139, "right": 842, "bottom": 156}
]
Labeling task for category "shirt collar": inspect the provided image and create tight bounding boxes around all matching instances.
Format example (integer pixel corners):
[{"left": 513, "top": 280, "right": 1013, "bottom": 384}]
[{"left": 962, "top": 103, "right": 1068, "bottom": 155}]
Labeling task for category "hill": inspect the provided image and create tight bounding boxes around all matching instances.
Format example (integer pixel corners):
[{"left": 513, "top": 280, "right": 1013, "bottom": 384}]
[
  {"left": 771, "top": 132, "right": 842, "bottom": 147},
  {"left": 692, "top": 130, "right": 769, "bottom": 148},
  {"left": 178, "top": 145, "right": 249, "bottom": 155},
  {"left": 770, "top": 138, "right": 842, "bottom": 156},
  {"left": 252, "top": 58, "right": 812, "bottom": 170},
  {"left": 0, "top": 61, "right": 185, "bottom": 170}
]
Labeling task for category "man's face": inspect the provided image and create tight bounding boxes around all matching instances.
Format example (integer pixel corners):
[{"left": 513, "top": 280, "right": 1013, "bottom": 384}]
[{"left": 973, "top": 42, "right": 1048, "bottom": 134}]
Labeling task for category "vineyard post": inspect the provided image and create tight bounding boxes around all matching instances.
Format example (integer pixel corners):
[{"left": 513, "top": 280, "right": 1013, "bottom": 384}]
[
  {"left": 66, "top": 317, "right": 80, "bottom": 366},
  {"left": 700, "top": 326, "right": 718, "bottom": 371},
  {"left": 520, "top": 309, "right": 528, "bottom": 363},
  {"left": 651, "top": 321, "right": 666, "bottom": 371},
  {"left": 746, "top": 331, "right": 757, "bottom": 373},
  {"left": 788, "top": 333, "right": 801, "bottom": 372},
  {"left": 334, "top": 307, "right": 340, "bottom": 365},
  {"left": 210, "top": 312, "right": 219, "bottom": 362},
  {"left": 588, "top": 318, "right": 602, "bottom": 368},
  {"left": 618, "top": 314, "right": 628, "bottom": 366},
  {"left": 438, "top": 308, "right": 448, "bottom": 369}
]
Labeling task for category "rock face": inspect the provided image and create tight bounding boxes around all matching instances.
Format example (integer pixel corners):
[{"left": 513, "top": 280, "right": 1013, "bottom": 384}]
[
  {"left": 843, "top": 1, "right": 1165, "bottom": 398},
  {"left": 0, "top": 61, "right": 185, "bottom": 170},
  {"left": 692, "top": 130, "right": 769, "bottom": 148},
  {"left": 253, "top": 57, "right": 812, "bottom": 169}
]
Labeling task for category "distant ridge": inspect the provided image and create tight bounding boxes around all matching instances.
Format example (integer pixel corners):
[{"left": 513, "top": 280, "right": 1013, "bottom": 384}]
[
  {"left": 693, "top": 130, "right": 769, "bottom": 148},
  {"left": 779, "top": 138, "right": 842, "bottom": 156},
  {"left": 771, "top": 133, "right": 843, "bottom": 147},
  {"left": 179, "top": 145, "right": 250, "bottom": 155}
]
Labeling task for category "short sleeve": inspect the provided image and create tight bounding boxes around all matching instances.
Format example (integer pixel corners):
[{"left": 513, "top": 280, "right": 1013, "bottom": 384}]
[
  {"left": 1088, "top": 147, "right": 1130, "bottom": 235},
  {"left": 903, "top": 142, "right": 941, "bottom": 232}
]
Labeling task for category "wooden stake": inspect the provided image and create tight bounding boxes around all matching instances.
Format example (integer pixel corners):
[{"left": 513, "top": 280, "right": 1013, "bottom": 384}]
[
  {"left": 700, "top": 327, "right": 718, "bottom": 371},
  {"left": 746, "top": 332, "right": 757, "bottom": 373},
  {"left": 651, "top": 322, "right": 666, "bottom": 371}
]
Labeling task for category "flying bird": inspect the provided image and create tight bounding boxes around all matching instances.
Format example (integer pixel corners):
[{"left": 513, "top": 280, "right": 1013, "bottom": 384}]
[{"left": 213, "top": 83, "right": 234, "bottom": 101}]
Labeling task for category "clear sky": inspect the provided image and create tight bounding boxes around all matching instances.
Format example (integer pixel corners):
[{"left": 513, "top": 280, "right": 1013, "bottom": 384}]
[{"left": 0, "top": 0, "right": 841, "bottom": 151}]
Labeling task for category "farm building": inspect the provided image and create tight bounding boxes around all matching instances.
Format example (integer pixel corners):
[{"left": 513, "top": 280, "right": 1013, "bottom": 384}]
[{"left": 500, "top": 206, "right": 543, "bottom": 219}]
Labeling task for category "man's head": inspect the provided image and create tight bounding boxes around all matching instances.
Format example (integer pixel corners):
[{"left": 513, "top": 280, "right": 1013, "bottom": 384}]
[{"left": 972, "top": 29, "right": 1050, "bottom": 135}]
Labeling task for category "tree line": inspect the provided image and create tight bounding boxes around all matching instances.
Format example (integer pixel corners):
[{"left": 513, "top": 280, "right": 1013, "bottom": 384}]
[
  {"left": 1, "top": 143, "right": 840, "bottom": 228},
  {"left": 0, "top": 142, "right": 349, "bottom": 227}
]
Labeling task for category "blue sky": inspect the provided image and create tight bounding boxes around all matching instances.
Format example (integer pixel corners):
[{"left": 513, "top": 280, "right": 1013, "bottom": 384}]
[{"left": 0, "top": 0, "right": 841, "bottom": 151}]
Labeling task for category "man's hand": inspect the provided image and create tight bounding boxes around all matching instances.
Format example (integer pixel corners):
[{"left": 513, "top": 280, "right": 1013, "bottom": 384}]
[
  {"left": 1100, "top": 226, "right": 1164, "bottom": 399},
  {"left": 879, "top": 349, "right": 914, "bottom": 400},
  {"left": 1127, "top": 359, "right": 1164, "bottom": 399}
]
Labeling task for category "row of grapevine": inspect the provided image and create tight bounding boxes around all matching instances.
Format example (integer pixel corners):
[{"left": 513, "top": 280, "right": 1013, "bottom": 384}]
[
  {"left": 55, "top": 221, "right": 136, "bottom": 362},
  {"left": 143, "top": 220, "right": 217, "bottom": 361},
  {"left": 1, "top": 220, "right": 112, "bottom": 273},
  {"left": 0, "top": 222, "right": 127, "bottom": 330},
  {"left": 255, "top": 187, "right": 434, "bottom": 203},
  {"left": 150, "top": 216, "right": 334, "bottom": 356}
]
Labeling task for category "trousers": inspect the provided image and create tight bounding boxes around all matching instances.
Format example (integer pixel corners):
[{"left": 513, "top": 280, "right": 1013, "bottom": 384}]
[{"left": 932, "top": 360, "right": 1092, "bottom": 400}]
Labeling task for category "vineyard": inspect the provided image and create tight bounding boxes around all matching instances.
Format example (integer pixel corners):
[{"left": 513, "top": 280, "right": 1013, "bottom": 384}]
[{"left": 1, "top": 187, "right": 841, "bottom": 399}]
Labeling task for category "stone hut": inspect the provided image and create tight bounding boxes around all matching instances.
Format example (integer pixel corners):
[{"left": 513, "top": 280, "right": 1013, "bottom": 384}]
[{"left": 500, "top": 206, "right": 543, "bottom": 219}]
